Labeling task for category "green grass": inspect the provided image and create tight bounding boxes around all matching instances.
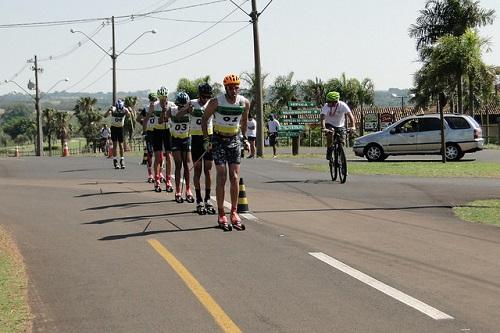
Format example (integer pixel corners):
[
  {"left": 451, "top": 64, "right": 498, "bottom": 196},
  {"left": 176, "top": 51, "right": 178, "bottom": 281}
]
[
  {"left": 453, "top": 200, "right": 500, "bottom": 227},
  {"left": 304, "top": 161, "right": 500, "bottom": 178},
  {"left": 0, "top": 227, "right": 31, "bottom": 333}
]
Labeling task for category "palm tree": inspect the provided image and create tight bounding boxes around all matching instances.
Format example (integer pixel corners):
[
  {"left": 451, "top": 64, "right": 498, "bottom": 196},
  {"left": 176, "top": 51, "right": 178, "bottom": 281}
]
[
  {"left": 240, "top": 70, "right": 269, "bottom": 113},
  {"left": 42, "top": 108, "right": 56, "bottom": 156},
  {"left": 74, "top": 97, "right": 101, "bottom": 149},
  {"left": 268, "top": 72, "right": 297, "bottom": 113},
  {"left": 298, "top": 78, "right": 324, "bottom": 107},
  {"left": 54, "top": 111, "right": 72, "bottom": 153},
  {"left": 409, "top": 0, "right": 495, "bottom": 51}
]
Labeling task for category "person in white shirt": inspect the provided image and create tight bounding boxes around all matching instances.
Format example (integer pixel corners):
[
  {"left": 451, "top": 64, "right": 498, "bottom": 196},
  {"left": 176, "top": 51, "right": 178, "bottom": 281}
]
[
  {"left": 320, "top": 91, "right": 356, "bottom": 160},
  {"left": 246, "top": 113, "right": 257, "bottom": 158},
  {"left": 267, "top": 114, "right": 280, "bottom": 158}
]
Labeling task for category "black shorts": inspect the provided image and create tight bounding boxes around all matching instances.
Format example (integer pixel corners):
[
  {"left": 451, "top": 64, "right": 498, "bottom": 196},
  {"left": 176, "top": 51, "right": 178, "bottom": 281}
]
[
  {"left": 111, "top": 126, "right": 124, "bottom": 143},
  {"left": 325, "top": 124, "right": 345, "bottom": 142},
  {"left": 171, "top": 137, "right": 191, "bottom": 152},
  {"left": 144, "top": 131, "right": 154, "bottom": 154},
  {"left": 152, "top": 129, "right": 171, "bottom": 152},
  {"left": 212, "top": 134, "right": 241, "bottom": 166},
  {"left": 248, "top": 136, "right": 256, "bottom": 142},
  {"left": 191, "top": 135, "right": 213, "bottom": 162},
  {"left": 269, "top": 132, "right": 278, "bottom": 146}
]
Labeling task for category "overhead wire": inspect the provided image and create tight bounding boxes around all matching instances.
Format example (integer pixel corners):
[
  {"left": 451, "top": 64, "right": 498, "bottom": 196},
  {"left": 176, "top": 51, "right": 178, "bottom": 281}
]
[
  {"left": 78, "top": 69, "right": 112, "bottom": 92},
  {"left": 123, "top": 2, "right": 246, "bottom": 56},
  {"left": 0, "top": 0, "right": 227, "bottom": 29},
  {"left": 0, "top": 63, "right": 30, "bottom": 85},
  {"left": 118, "top": 22, "right": 251, "bottom": 71},
  {"left": 65, "top": 53, "right": 109, "bottom": 91}
]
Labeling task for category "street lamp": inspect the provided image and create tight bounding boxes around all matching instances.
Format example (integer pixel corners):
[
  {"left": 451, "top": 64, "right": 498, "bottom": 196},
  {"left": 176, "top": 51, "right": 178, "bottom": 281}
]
[
  {"left": 391, "top": 93, "right": 415, "bottom": 113},
  {"left": 4, "top": 77, "right": 69, "bottom": 156},
  {"left": 70, "top": 19, "right": 157, "bottom": 104}
]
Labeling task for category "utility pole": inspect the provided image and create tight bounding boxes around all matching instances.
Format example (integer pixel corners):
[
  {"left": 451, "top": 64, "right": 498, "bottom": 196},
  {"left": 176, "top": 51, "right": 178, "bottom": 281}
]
[
  {"left": 251, "top": 0, "right": 264, "bottom": 157},
  {"left": 111, "top": 16, "right": 117, "bottom": 105},
  {"left": 32, "top": 55, "right": 43, "bottom": 156}
]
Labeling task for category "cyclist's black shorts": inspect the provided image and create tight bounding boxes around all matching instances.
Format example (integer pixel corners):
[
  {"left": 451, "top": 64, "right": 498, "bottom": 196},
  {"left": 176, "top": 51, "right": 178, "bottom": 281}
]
[
  {"left": 111, "top": 126, "right": 124, "bottom": 143},
  {"left": 152, "top": 128, "right": 171, "bottom": 152},
  {"left": 325, "top": 124, "right": 345, "bottom": 142},
  {"left": 191, "top": 135, "right": 213, "bottom": 162}
]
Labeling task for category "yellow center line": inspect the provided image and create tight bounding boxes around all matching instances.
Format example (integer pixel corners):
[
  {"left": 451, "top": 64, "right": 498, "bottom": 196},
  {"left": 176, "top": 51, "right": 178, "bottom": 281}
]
[{"left": 147, "top": 239, "right": 242, "bottom": 333}]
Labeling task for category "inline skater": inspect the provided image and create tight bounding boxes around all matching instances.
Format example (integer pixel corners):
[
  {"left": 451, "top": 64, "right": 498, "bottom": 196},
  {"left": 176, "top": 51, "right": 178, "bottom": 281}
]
[
  {"left": 169, "top": 91, "right": 195, "bottom": 204},
  {"left": 201, "top": 74, "right": 250, "bottom": 231},
  {"left": 147, "top": 86, "right": 174, "bottom": 192},
  {"left": 137, "top": 92, "right": 157, "bottom": 182},
  {"left": 104, "top": 99, "right": 131, "bottom": 169},
  {"left": 190, "top": 83, "right": 216, "bottom": 215}
]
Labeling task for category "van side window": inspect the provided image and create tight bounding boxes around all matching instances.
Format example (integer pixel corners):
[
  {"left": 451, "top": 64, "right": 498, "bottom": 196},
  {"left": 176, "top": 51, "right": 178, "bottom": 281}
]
[
  {"left": 445, "top": 117, "right": 470, "bottom": 129},
  {"left": 419, "top": 118, "right": 441, "bottom": 132}
]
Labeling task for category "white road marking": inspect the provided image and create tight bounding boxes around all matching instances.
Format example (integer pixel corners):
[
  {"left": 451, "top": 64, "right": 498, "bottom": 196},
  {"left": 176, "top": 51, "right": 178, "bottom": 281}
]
[{"left": 309, "top": 252, "right": 454, "bottom": 321}]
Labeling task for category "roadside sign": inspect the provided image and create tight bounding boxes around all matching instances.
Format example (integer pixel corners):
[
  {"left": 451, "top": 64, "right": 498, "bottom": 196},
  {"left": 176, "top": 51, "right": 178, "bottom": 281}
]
[
  {"left": 281, "top": 118, "right": 319, "bottom": 124},
  {"left": 277, "top": 131, "right": 301, "bottom": 138},
  {"left": 281, "top": 109, "right": 320, "bottom": 115},
  {"left": 288, "top": 101, "right": 315, "bottom": 107},
  {"left": 279, "top": 125, "right": 305, "bottom": 131},
  {"left": 380, "top": 112, "right": 393, "bottom": 129},
  {"left": 364, "top": 113, "right": 378, "bottom": 131}
]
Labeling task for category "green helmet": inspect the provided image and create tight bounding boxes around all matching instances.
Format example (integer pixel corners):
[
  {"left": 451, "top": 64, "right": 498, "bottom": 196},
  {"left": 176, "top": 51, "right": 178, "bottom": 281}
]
[
  {"left": 148, "top": 92, "right": 157, "bottom": 102},
  {"left": 157, "top": 86, "right": 168, "bottom": 97},
  {"left": 326, "top": 91, "right": 340, "bottom": 102}
]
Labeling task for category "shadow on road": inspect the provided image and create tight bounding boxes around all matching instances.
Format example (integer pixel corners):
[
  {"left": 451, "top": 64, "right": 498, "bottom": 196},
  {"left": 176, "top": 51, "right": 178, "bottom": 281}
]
[
  {"left": 82, "top": 200, "right": 167, "bottom": 211},
  {"left": 83, "top": 210, "right": 196, "bottom": 225},
  {"left": 98, "top": 225, "right": 218, "bottom": 241}
]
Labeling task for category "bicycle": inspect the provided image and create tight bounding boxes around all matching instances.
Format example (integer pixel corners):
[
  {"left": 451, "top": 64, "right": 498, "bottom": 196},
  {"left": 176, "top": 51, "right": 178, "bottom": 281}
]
[{"left": 323, "top": 127, "right": 349, "bottom": 183}]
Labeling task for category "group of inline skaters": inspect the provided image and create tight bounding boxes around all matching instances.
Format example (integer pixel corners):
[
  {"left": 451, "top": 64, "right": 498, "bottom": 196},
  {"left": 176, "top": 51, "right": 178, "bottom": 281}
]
[{"left": 105, "top": 74, "right": 250, "bottom": 231}]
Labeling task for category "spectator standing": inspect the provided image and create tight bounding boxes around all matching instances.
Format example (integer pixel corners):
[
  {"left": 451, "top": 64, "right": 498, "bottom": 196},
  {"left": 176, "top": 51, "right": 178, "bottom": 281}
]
[
  {"left": 246, "top": 114, "right": 257, "bottom": 158},
  {"left": 267, "top": 114, "right": 280, "bottom": 158}
]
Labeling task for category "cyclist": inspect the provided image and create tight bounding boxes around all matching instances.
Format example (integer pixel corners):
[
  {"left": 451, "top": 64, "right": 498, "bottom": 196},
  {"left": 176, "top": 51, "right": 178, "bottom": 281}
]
[
  {"left": 137, "top": 92, "right": 157, "bottom": 182},
  {"left": 202, "top": 74, "right": 250, "bottom": 231},
  {"left": 190, "top": 83, "right": 216, "bottom": 215},
  {"left": 320, "top": 91, "right": 356, "bottom": 160},
  {"left": 104, "top": 99, "right": 131, "bottom": 169},
  {"left": 169, "top": 91, "right": 195, "bottom": 203},
  {"left": 147, "top": 86, "right": 174, "bottom": 192}
]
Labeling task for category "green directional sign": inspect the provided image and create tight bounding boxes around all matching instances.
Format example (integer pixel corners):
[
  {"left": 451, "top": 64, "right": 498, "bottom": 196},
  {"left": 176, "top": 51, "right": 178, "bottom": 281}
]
[
  {"left": 279, "top": 125, "right": 305, "bottom": 131},
  {"left": 288, "top": 101, "right": 315, "bottom": 107},
  {"left": 281, "top": 109, "right": 320, "bottom": 115},
  {"left": 281, "top": 118, "right": 319, "bottom": 124},
  {"left": 278, "top": 131, "right": 301, "bottom": 138}
]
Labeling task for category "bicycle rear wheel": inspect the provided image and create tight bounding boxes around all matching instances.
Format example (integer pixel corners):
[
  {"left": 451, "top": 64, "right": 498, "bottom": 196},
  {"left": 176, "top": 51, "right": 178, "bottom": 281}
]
[
  {"left": 329, "top": 151, "right": 337, "bottom": 181},
  {"left": 338, "top": 145, "right": 347, "bottom": 183}
]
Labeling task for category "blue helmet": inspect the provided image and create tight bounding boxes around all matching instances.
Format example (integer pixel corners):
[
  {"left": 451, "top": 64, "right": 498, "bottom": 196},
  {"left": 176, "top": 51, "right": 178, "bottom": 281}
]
[
  {"left": 115, "top": 99, "right": 125, "bottom": 110},
  {"left": 175, "top": 91, "right": 190, "bottom": 105}
]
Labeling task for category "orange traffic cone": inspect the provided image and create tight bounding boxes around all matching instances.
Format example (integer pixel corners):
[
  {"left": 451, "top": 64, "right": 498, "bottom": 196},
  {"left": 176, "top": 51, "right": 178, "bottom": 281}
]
[
  {"left": 62, "top": 142, "right": 70, "bottom": 157},
  {"left": 237, "top": 177, "right": 250, "bottom": 213},
  {"left": 14, "top": 146, "right": 20, "bottom": 157}
]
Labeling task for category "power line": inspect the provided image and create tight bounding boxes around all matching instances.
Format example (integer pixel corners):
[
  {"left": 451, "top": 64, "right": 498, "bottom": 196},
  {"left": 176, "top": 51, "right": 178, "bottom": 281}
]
[
  {"left": 118, "top": 23, "right": 250, "bottom": 71},
  {"left": 65, "top": 53, "right": 109, "bottom": 91},
  {"left": 0, "top": 0, "right": 227, "bottom": 29},
  {"left": 0, "top": 63, "right": 29, "bottom": 85},
  {"left": 78, "top": 69, "right": 111, "bottom": 92},
  {"left": 143, "top": 15, "right": 247, "bottom": 24},
  {"left": 123, "top": 3, "right": 245, "bottom": 55}
]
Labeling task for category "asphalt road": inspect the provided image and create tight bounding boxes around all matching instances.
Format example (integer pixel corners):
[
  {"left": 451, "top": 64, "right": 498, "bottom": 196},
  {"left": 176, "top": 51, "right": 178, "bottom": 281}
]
[{"left": 1, "top": 152, "right": 499, "bottom": 333}]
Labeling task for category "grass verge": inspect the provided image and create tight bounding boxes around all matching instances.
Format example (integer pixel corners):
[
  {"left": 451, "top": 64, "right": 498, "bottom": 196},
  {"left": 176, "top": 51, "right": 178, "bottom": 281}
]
[
  {"left": 453, "top": 199, "right": 500, "bottom": 227},
  {"left": 0, "top": 226, "right": 31, "bottom": 333},
  {"left": 304, "top": 161, "right": 500, "bottom": 178}
]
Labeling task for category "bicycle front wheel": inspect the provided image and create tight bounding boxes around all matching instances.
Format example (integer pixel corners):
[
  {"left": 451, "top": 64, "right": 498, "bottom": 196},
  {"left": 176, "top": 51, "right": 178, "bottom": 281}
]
[
  {"left": 338, "top": 145, "right": 347, "bottom": 183},
  {"left": 329, "top": 153, "right": 337, "bottom": 181}
]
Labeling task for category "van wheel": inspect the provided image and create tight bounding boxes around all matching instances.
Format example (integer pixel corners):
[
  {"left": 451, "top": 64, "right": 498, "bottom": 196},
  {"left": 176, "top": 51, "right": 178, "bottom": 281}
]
[
  {"left": 365, "top": 144, "right": 385, "bottom": 162},
  {"left": 445, "top": 143, "right": 462, "bottom": 161}
]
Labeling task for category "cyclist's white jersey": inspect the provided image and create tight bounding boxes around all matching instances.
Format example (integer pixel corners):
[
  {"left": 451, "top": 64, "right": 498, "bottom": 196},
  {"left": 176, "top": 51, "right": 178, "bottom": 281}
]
[
  {"left": 110, "top": 106, "right": 127, "bottom": 128},
  {"left": 213, "top": 94, "right": 248, "bottom": 136},
  {"left": 320, "top": 101, "right": 352, "bottom": 127},
  {"left": 190, "top": 99, "right": 213, "bottom": 136},
  {"left": 150, "top": 101, "right": 174, "bottom": 130},
  {"left": 143, "top": 104, "right": 155, "bottom": 132},
  {"left": 169, "top": 105, "right": 191, "bottom": 139}
]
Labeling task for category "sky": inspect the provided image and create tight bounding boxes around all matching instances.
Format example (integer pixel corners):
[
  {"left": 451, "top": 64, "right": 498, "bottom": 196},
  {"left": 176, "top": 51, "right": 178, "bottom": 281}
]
[{"left": 0, "top": 0, "right": 499, "bottom": 97}]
